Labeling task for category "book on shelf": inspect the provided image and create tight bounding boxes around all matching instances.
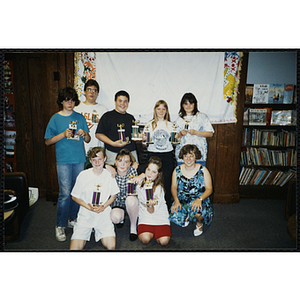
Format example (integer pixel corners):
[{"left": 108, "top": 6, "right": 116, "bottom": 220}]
[
  {"left": 271, "top": 170, "right": 285, "bottom": 185},
  {"left": 252, "top": 84, "right": 269, "bottom": 104},
  {"left": 260, "top": 107, "right": 272, "bottom": 125},
  {"left": 283, "top": 84, "right": 294, "bottom": 104},
  {"left": 264, "top": 169, "right": 282, "bottom": 185},
  {"left": 249, "top": 108, "right": 267, "bottom": 126},
  {"left": 245, "top": 85, "right": 253, "bottom": 104},
  {"left": 278, "top": 169, "right": 296, "bottom": 187},
  {"left": 271, "top": 110, "right": 292, "bottom": 126},
  {"left": 268, "top": 83, "right": 284, "bottom": 104},
  {"left": 260, "top": 169, "right": 273, "bottom": 185},
  {"left": 243, "top": 108, "right": 249, "bottom": 125}
]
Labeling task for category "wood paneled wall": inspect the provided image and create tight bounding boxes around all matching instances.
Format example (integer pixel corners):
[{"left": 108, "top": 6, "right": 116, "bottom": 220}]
[
  {"left": 5, "top": 51, "right": 248, "bottom": 204},
  {"left": 5, "top": 52, "right": 74, "bottom": 201}
]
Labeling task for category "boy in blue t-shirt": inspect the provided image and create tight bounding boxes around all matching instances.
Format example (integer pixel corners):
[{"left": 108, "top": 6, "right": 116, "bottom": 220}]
[{"left": 45, "top": 87, "right": 91, "bottom": 242}]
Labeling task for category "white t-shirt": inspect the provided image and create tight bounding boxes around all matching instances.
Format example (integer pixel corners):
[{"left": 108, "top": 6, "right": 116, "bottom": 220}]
[
  {"left": 137, "top": 184, "right": 170, "bottom": 226},
  {"left": 74, "top": 102, "right": 107, "bottom": 153},
  {"left": 71, "top": 168, "right": 119, "bottom": 228},
  {"left": 143, "top": 120, "right": 174, "bottom": 153}
]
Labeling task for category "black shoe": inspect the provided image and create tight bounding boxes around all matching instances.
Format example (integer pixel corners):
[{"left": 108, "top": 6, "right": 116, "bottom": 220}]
[
  {"left": 116, "top": 221, "right": 124, "bottom": 228},
  {"left": 130, "top": 233, "right": 138, "bottom": 241}
]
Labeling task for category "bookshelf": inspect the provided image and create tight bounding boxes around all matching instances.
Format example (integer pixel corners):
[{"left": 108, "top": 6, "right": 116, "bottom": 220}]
[{"left": 239, "top": 84, "right": 297, "bottom": 199}]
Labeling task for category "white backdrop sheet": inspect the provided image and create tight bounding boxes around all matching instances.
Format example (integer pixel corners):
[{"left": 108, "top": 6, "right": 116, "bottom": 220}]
[{"left": 80, "top": 52, "right": 235, "bottom": 124}]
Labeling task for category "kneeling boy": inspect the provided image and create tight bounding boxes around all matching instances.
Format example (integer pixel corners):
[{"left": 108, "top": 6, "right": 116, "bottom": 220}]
[{"left": 70, "top": 147, "right": 119, "bottom": 250}]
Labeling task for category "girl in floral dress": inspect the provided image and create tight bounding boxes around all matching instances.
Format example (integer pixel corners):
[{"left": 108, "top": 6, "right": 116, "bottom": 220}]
[{"left": 170, "top": 144, "right": 213, "bottom": 236}]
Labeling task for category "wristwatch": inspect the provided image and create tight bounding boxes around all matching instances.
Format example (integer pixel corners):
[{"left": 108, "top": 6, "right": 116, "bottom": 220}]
[{"left": 199, "top": 197, "right": 203, "bottom": 201}]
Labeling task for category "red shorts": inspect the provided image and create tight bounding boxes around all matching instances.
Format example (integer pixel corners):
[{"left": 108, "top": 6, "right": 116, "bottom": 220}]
[{"left": 138, "top": 224, "right": 172, "bottom": 239}]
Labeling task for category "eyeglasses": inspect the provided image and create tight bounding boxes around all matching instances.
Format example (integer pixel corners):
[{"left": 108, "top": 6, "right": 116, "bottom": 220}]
[{"left": 87, "top": 88, "right": 98, "bottom": 93}]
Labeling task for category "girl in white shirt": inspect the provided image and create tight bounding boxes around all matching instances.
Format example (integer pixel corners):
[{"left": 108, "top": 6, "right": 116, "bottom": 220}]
[
  {"left": 175, "top": 93, "right": 214, "bottom": 166},
  {"left": 142, "top": 100, "right": 175, "bottom": 210},
  {"left": 134, "top": 156, "right": 171, "bottom": 246}
]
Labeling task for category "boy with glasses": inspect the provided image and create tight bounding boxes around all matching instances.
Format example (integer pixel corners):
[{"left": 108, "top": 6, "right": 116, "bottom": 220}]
[{"left": 74, "top": 79, "right": 107, "bottom": 168}]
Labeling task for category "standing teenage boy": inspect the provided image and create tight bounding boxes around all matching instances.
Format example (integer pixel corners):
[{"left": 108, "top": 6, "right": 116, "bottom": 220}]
[
  {"left": 45, "top": 87, "right": 90, "bottom": 242},
  {"left": 74, "top": 79, "right": 107, "bottom": 168},
  {"left": 95, "top": 90, "right": 139, "bottom": 166}
]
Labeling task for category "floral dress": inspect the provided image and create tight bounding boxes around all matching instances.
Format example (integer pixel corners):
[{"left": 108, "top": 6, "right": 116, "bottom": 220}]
[{"left": 169, "top": 165, "right": 213, "bottom": 227}]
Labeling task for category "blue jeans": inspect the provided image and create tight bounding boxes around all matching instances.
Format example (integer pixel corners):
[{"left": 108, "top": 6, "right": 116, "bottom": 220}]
[{"left": 56, "top": 163, "right": 84, "bottom": 227}]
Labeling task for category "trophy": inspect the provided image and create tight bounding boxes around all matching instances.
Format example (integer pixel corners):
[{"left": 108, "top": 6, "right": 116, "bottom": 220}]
[
  {"left": 117, "top": 123, "right": 126, "bottom": 143},
  {"left": 127, "top": 174, "right": 138, "bottom": 196},
  {"left": 92, "top": 184, "right": 102, "bottom": 206},
  {"left": 184, "top": 119, "right": 191, "bottom": 130},
  {"left": 131, "top": 120, "right": 142, "bottom": 141},
  {"left": 143, "top": 125, "right": 153, "bottom": 144},
  {"left": 92, "top": 109, "right": 98, "bottom": 123},
  {"left": 145, "top": 179, "right": 153, "bottom": 204},
  {"left": 170, "top": 124, "right": 180, "bottom": 144},
  {"left": 67, "top": 121, "right": 79, "bottom": 140}
]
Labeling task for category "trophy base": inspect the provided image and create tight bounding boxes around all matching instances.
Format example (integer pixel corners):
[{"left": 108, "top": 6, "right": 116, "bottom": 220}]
[
  {"left": 131, "top": 138, "right": 143, "bottom": 141},
  {"left": 127, "top": 193, "right": 138, "bottom": 196},
  {"left": 67, "top": 135, "right": 80, "bottom": 141},
  {"left": 171, "top": 142, "right": 180, "bottom": 145}
]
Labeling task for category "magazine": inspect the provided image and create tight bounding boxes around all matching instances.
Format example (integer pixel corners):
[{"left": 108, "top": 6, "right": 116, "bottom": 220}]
[
  {"left": 268, "top": 83, "right": 284, "bottom": 104},
  {"left": 245, "top": 85, "right": 253, "bottom": 104},
  {"left": 249, "top": 109, "right": 267, "bottom": 126},
  {"left": 252, "top": 84, "right": 269, "bottom": 104},
  {"left": 271, "top": 110, "right": 292, "bottom": 126},
  {"left": 283, "top": 84, "right": 294, "bottom": 104}
]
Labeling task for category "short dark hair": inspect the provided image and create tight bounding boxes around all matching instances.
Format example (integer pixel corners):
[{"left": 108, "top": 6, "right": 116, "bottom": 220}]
[
  {"left": 84, "top": 79, "right": 100, "bottom": 93},
  {"left": 87, "top": 147, "right": 106, "bottom": 159},
  {"left": 115, "top": 90, "right": 130, "bottom": 102},
  {"left": 178, "top": 92, "right": 199, "bottom": 118},
  {"left": 57, "top": 87, "right": 79, "bottom": 110},
  {"left": 179, "top": 144, "right": 202, "bottom": 160}
]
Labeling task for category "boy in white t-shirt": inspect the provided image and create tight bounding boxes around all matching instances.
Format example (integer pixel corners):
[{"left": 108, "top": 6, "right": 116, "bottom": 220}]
[
  {"left": 74, "top": 79, "right": 107, "bottom": 168},
  {"left": 70, "top": 147, "right": 119, "bottom": 250}
]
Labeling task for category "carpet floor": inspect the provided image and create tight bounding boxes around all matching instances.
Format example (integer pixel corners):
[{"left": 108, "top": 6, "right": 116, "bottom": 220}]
[{"left": 4, "top": 198, "right": 296, "bottom": 252}]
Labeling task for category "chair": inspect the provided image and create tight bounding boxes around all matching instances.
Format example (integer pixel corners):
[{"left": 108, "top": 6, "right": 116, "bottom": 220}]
[{"left": 4, "top": 172, "right": 30, "bottom": 241}]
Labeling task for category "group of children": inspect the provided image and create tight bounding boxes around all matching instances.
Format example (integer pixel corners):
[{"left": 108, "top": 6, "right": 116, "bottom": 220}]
[{"left": 44, "top": 79, "right": 214, "bottom": 250}]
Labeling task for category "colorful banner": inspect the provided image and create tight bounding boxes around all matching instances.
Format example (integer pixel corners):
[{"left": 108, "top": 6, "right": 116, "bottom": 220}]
[
  {"left": 74, "top": 52, "right": 96, "bottom": 101},
  {"left": 223, "top": 52, "right": 243, "bottom": 122}
]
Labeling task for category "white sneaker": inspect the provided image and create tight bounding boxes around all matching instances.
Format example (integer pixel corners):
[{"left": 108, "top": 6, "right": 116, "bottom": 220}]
[
  {"left": 55, "top": 226, "right": 66, "bottom": 242},
  {"left": 68, "top": 220, "right": 76, "bottom": 228}
]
